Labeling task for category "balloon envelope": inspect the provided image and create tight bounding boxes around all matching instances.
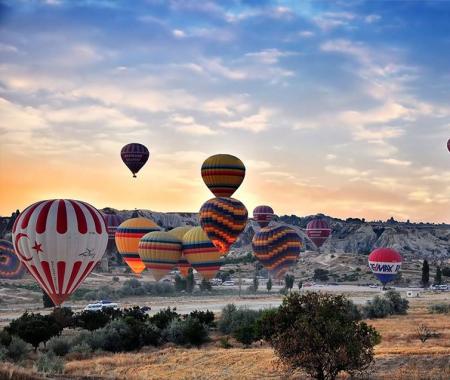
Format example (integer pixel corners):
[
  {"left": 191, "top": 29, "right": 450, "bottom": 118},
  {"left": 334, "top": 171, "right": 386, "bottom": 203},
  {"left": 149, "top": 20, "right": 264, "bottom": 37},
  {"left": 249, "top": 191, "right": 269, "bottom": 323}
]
[
  {"left": 447, "top": 138, "right": 450, "bottom": 152},
  {"left": 252, "top": 225, "right": 302, "bottom": 278},
  {"left": 168, "top": 226, "right": 193, "bottom": 277},
  {"left": 102, "top": 213, "right": 123, "bottom": 240},
  {"left": 138, "top": 231, "right": 182, "bottom": 281},
  {"left": 201, "top": 154, "right": 245, "bottom": 197},
  {"left": 121, "top": 143, "right": 150, "bottom": 177},
  {"left": 115, "top": 218, "right": 160, "bottom": 274},
  {"left": 368, "top": 248, "right": 402, "bottom": 285},
  {"left": 253, "top": 205, "right": 274, "bottom": 228},
  {"left": 182, "top": 226, "right": 222, "bottom": 280},
  {"left": 199, "top": 197, "right": 248, "bottom": 253},
  {"left": 0, "top": 239, "right": 26, "bottom": 279},
  {"left": 12, "top": 199, "right": 108, "bottom": 305},
  {"left": 306, "top": 219, "right": 331, "bottom": 249}
]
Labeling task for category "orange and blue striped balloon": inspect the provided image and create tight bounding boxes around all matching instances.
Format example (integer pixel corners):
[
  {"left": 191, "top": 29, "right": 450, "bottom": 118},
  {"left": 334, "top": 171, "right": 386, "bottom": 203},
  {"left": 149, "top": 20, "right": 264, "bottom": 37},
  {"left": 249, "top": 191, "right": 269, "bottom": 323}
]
[
  {"left": 138, "top": 231, "right": 182, "bottom": 281},
  {"left": 199, "top": 197, "right": 248, "bottom": 253},
  {"left": 201, "top": 154, "right": 245, "bottom": 197},
  {"left": 115, "top": 218, "right": 160, "bottom": 274},
  {"left": 252, "top": 225, "right": 302, "bottom": 278},
  {"left": 0, "top": 239, "right": 26, "bottom": 279},
  {"left": 182, "top": 227, "right": 222, "bottom": 280}
]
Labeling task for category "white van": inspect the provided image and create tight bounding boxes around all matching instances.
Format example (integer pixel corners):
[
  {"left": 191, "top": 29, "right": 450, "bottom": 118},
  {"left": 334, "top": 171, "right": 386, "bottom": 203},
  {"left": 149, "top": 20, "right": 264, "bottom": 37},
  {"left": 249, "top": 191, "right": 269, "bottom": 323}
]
[{"left": 84, "top": 301, "right": 119, "bottom": 312}]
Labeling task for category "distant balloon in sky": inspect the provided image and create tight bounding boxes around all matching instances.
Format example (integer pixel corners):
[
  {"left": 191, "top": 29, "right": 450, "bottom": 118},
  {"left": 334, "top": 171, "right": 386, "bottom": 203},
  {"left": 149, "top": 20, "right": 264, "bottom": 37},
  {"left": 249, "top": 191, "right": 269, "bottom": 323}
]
[
  {"left": 182, "top": 226, "right": 222, "bottom": 280},
  {"left": 138, "top": 231, "right": 182, "bottom": 281},
  {"left": 252, "top": 225, "right": 302, "bottom": 278},
  {"left": 0, "top": 239, "right": 26, "bottom": 280},
  {"left": 121, "top": 143, "right": 150, "bottom": 178},
  {"left": 168, "top": 226, "right": 193, "bottom": 277},
  {"left": 368, "top": 248, "right": 402, "bottom": 286},
  {"left": 12, "top": 199, "right": 108, "bottom": 305},
  {"left": 115, "top": 217, "right": 160, "bottom": 274},
  {"left": 199, "top": 197, "right": 248, "bottom": 253},
  {"left": 306, "top": 219, "right": 331, "bottom": 250},
  {"left": 102, "top": 213, "right": 123, "bottom": 241},
  {"left": 201, "top": 154, "right": 245, "bottom": 197},
  {"left": 447, "top": 138, "right": 450, "bottom": 152},
  {"left": 253, "top": 205, "right": 274, "bottom": 228}
]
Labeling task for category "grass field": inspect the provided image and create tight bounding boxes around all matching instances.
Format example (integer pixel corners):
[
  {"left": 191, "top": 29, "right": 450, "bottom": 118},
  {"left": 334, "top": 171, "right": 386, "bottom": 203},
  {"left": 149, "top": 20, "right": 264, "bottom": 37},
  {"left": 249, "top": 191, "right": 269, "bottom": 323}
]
[{"left": 61, "top": 299, "right": 450, "bottom": 380}]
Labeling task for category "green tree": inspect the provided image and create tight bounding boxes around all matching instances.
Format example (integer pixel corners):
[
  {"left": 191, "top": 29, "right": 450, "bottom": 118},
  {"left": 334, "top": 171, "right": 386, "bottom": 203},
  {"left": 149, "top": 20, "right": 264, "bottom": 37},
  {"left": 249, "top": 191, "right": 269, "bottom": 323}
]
[
  {"left": 284, "top": 274, "right": 295, "bottom": 291},
  {"left": 259, "top": 292, "right": 380, "bottom": 380},
  {"left": 313, "top": 268, "right": 329, "bottom": 282},
  {"left": 42, "top": 291, "right": 55, "bottom": 308},
  {"left": 298, "top": 281, "right": 303, "bottom": 290},
  {"left": 253, "top": 274, "right": 259, "bottom": 293},
  {"left": 174, "top": 274, "right": 187, "bottom": 291},
  {"left": 6, "top": 312, "right": 62, "bottom": 351},
  {"left": 266, "top": 277, "right": 272, "bottom": 293},
  {"left": 434, "top": 266, "right": 442, "bottom": 285},
  {"left": 422, "top": 259, "right": 430, "bottom": 287},
  {"left": 186, "top": 268, "right": 195, "bottom": 293}
]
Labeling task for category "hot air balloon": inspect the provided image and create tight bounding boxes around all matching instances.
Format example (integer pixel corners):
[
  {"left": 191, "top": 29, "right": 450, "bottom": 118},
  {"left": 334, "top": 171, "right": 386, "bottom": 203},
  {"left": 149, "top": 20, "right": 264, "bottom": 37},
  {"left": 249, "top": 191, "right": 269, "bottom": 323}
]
[
  {"left": 201, "top": 154, "right": 245, "bottom": 197},
  {"left": 199, "top": 197, "right": 248, "bottom": 253},
  {"left": 138, "top": 231, "right": 182, "bottom": 281},
  {"left": 0, "top": 239, "right": 26, "bottom": 280},
  {"left": 252, "top": 225, "right": 302, "bottom": 278},
  {"left": 115, "top": 217, "right": 160, "bottom": 274},
  {"left": 306, "top": 219, "right": 331, "bottom": 250},
  {"left": 12, "top": 199, "right": 108, "bottom": 305},
  {"left": 447, "top": 138, "right": 450, "bottom": 152},
  {"left": 121, "top": 143, "right": 150, "bottom": 178},
  {"left": 368, "top": 248, "right": 402, "bottom": 286},
  {"left": 102, "top": 213, "right": 123, "bottom": 240},
  {"left": 168, "top": 226, "right": 192, "bottom": 277},
  {"left": 182, "top": 227, "right": 222, "bottom": 280},
  {"left": 253, "top": 205, "right": 274, "bottom": 228}
]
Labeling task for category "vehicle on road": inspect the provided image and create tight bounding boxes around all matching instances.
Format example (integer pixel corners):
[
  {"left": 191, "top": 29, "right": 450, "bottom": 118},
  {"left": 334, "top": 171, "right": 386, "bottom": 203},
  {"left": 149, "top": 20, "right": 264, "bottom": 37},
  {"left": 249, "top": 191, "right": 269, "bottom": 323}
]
[
  {"left": 84, "top": 301, "right": 119, "bottom": 312},
  {"left": 222, "top": 280, "right": 235, "bottom": 286}
]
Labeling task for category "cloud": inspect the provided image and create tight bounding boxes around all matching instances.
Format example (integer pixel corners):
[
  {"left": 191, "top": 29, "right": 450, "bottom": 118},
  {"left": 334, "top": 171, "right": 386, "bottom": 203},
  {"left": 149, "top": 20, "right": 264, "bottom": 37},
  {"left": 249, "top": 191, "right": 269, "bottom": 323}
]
[
  {"left": 325, "top": 165, "right": 369, "bottom": 177},
  {"left": 220, "top": 108, "right": 274, "bottom": 133},
  {"left": 378, "top": 158, "right": 411, "bottom": 167},
  {"left": 245, "top": 49, "right": 297, "bottom": 64},
  {"left": 172, "top": 29, "right": 186, "bottom": 38},
  {"left": 314, "top": 12, "right": 356, "bottom": 31},
  {"left": 365, "top": 14, "right": 381, "bottom": 23},
  {"left": 170, "top": 114, "right": 217, "bottom": 135},
  {"left": 201, "top": 58, "right": 248, "bottom": 80},
  {"left": 297, "top": 30, "right": 314, "bottom": 38}
]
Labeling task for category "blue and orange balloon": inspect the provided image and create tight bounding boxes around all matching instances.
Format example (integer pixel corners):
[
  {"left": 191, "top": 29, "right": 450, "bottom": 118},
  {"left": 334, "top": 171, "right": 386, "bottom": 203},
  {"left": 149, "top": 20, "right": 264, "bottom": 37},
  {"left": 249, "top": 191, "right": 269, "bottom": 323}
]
[
  {"left": 252, "top": 225, "right": 302, "bottom": 278},
  {"left": 368, "top": 248, "right": 402, "bottom": 286},
  {"left": 121, "top": 143, "right": 150, "bottom": 178},
  {"left": 0, "top": 239, "right": 26, "bottom": 280},
  {"left": 199, "top": 197, "right": 248, "bottom": 253}
]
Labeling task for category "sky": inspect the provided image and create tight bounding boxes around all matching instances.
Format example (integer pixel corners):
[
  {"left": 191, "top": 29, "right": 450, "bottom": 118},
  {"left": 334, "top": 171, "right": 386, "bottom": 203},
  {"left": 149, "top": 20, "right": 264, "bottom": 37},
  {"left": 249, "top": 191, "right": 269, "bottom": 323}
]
[{"left": 0, "top": 0, "right": 449, "bottom": 223}]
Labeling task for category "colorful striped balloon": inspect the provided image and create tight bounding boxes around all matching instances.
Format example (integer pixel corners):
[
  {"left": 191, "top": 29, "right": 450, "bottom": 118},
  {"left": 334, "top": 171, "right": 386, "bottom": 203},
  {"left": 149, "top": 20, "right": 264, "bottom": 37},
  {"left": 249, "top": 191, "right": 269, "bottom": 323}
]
[
  {"left": 201, "top": 154, "right": 245, "bottom": 197},
  {"left": 121, "top": 143, "right": 150, "bottom": 178},
  {"left": 199, "top": 197, "right": 248, "bottom": 253},
  {"left": 138, "top": 231, "right": 182, "bottom": 281},
  {"left": 115, "top": 218, "right": 160, "bottom": 274},
  {"left": 102, "top": 213, "right": 123, "bottom": 240},
  {"left": 12, "top": 199, "right": 108, "bottom": 305},
  {"left": 306, "top": 219, "right": 331, "bottom": 249},
  {"left": 0, "top": 239, "right": 26, "bottom": 280},
  {"left": 252, "top": 225, "right": 302, "bottom": 278},
  {"left": 368, "top": 248, "right": 402, "bottom": 286},
  {"left": 182, "top": 227, "right": 222, "bottom": 280},
  {"left": 253, "top": 205, "right": 274, "bottom": 228},
  {"left": 168, "top": 226, "right": 193, "bottom": 277}
]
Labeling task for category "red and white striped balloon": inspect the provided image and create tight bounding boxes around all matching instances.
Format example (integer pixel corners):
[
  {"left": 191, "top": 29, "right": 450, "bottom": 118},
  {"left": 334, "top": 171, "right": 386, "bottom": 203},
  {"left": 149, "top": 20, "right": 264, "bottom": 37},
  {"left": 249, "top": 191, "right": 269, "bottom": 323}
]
[{"left": 12, "top": 199, "right": 108, "bottom": 305}]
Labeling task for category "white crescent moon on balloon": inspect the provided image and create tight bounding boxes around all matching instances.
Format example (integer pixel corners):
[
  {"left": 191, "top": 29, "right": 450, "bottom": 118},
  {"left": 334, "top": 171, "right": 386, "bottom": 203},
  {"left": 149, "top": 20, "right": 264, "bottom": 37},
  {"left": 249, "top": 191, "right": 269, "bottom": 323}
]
[{"left": 14, "top": 233, "right": 33, "bottom": 262}]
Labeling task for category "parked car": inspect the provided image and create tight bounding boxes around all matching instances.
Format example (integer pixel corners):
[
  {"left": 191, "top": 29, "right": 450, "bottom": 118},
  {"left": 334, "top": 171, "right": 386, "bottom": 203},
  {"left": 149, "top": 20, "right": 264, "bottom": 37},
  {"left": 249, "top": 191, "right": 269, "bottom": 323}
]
[
  {"left": 84, "top": 301, "right": 119, "bottom": 312},
  {"left": 222, "top": 280, "right": 235, "bottom": 286}
]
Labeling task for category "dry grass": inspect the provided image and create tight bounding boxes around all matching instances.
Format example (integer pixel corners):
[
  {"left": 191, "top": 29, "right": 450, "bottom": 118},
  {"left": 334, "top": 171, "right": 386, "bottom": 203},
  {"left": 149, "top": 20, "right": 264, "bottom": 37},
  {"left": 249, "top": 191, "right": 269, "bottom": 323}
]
[
  {"left": 0, "top": 363, "right": 43, "bottom": 380},
  {"left": 63, "top": 300, "right": 450, "bottom": 380}
]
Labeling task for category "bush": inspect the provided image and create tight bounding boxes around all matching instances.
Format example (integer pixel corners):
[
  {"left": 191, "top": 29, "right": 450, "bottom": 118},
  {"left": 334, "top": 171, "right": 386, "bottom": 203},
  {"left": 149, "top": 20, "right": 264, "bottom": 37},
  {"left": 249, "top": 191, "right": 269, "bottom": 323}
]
[
  {"left": 187, "top": 310, "right": 215, "bottom": 327},
  {"left": 113, "top": 276, "right": 120, "bottom": 283},
  {"left": 0, "top": 329, "right": 12, "bottom": 346},
  {"left": 6, "top": 312, "right": 62, "bottom": 351},
  {"left": 149, "top": 307, "right": 180, "bottom": 330},
  {"left": 313, "top": 268, "right": 329, "bottom": 282},
  {"left": 428, "top": 303, "right": 450, "bottom": 314},
  {"left": 91, "top": 319, "right": 134, "bottom": 352},
  {"left": 47, "top": 335, "right": 71, "bottom": 357},
  {"left": 174, "top": 275, "right": 187, "bottom": 291},
  {"left": 362, "top": 291, "right": 409, "bottom": 319},
  {"left": 0, "top": 345, "right": 7, "bottom": 361},
  {"left": 140, "top": 322, "right": 160, "bottom": 346},
  {"left": 384, "top": 290, "right": 409, "bottom": 315},
  {"left": 165, "top": 317, "right": 208, "bottom": 347},
  {"left": 35, "top": 352, "right": 64, "bottom": 374},
  {"left": 6, "top": 336, "right": 32, "bottom": 362},
  {"left": 261, "top": 292, "right": 380, "bottom": 380},
  {"left": 218, "top": 304, "right": 237, "bottom": 334},
  {"left": 219, "top": 336, "right": 232, "bottom": 349},
  {"left": 199, "top": 278, "right": 212, "bottom": 292},
  {"left": 50, "top": 307, "right": 74, "bottom": 329},
  {"left": 73, "top": 309, "right": 117, "bottom": 331}
]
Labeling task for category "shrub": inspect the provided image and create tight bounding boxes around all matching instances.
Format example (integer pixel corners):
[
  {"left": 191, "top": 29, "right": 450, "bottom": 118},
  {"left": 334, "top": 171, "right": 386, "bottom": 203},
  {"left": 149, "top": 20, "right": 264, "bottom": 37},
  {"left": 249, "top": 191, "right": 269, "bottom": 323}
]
[
  {"left": 42, "top": 291, "right": 54, "bottom": 308},
  {"left": 140, "top": 322, "right": 160, "bottom": 346},
  {"left": 165, "top": 317, "right": 208, "bottom": 347},
  {"left": 384, "top": 290, "right": 409, "bottom": 314},
  {"left": 50, "top": 307, "right": 74, "bottom": 329},
  {"left": 0, "top": 345, "right": 7, "bottom": 361},
  {"left": 91, "top": 319, "right": 134, "bottom": 352},
  {"left": 113, "top": 276, "right": 120, "bottom": 283},
  {"left": 284, "top": 274, "right": 295, "bottom": 291},
  {"left": 6, "top": 312, "right": 62, "bottom": 351},
  {"left": 266, "top": 277, "right": 272, "bottom": 292},
  {"left": 313, "top": 268, "right": 329, "bottom": 282},
  {"left": 219, "top": 336, "right": 232, "bottom": 349},
  {"left": 6, "top": 336, "right": 32, "bottom": 362},
  {"left": 174, "top": 275, "right": 187, "bottom": 291},
  {"left": 47, "top": 335, "right": 71, "bottom": 357},
  {"left": 73, "top": 310, "right": 114, "bottom": 331},
  {"left": 187, "top": 310, "right": 215, "bottom": 327},
  {"left": 262, "top": 292, "right": 380, "bottom": 380},
  {"left": 149, "top": 307, "right": 180, "bottom": 330},
  {"left": 218, "top": 304, "right": 237, "bottom": 334},
  {"left": 428, "top": 303, "right": 450, "bottom": 314},
  {"left": 0, "top": 329, "right": 12, "bottom": 346},
  {"left": 362, "top": 291, "right": 409, "bottom": 319},
  {"left": 35, "top": 352, "right": 64, "bottom": 375},
  {"left": 199, "top": 278, "right": 212, "bottom": 292}
]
